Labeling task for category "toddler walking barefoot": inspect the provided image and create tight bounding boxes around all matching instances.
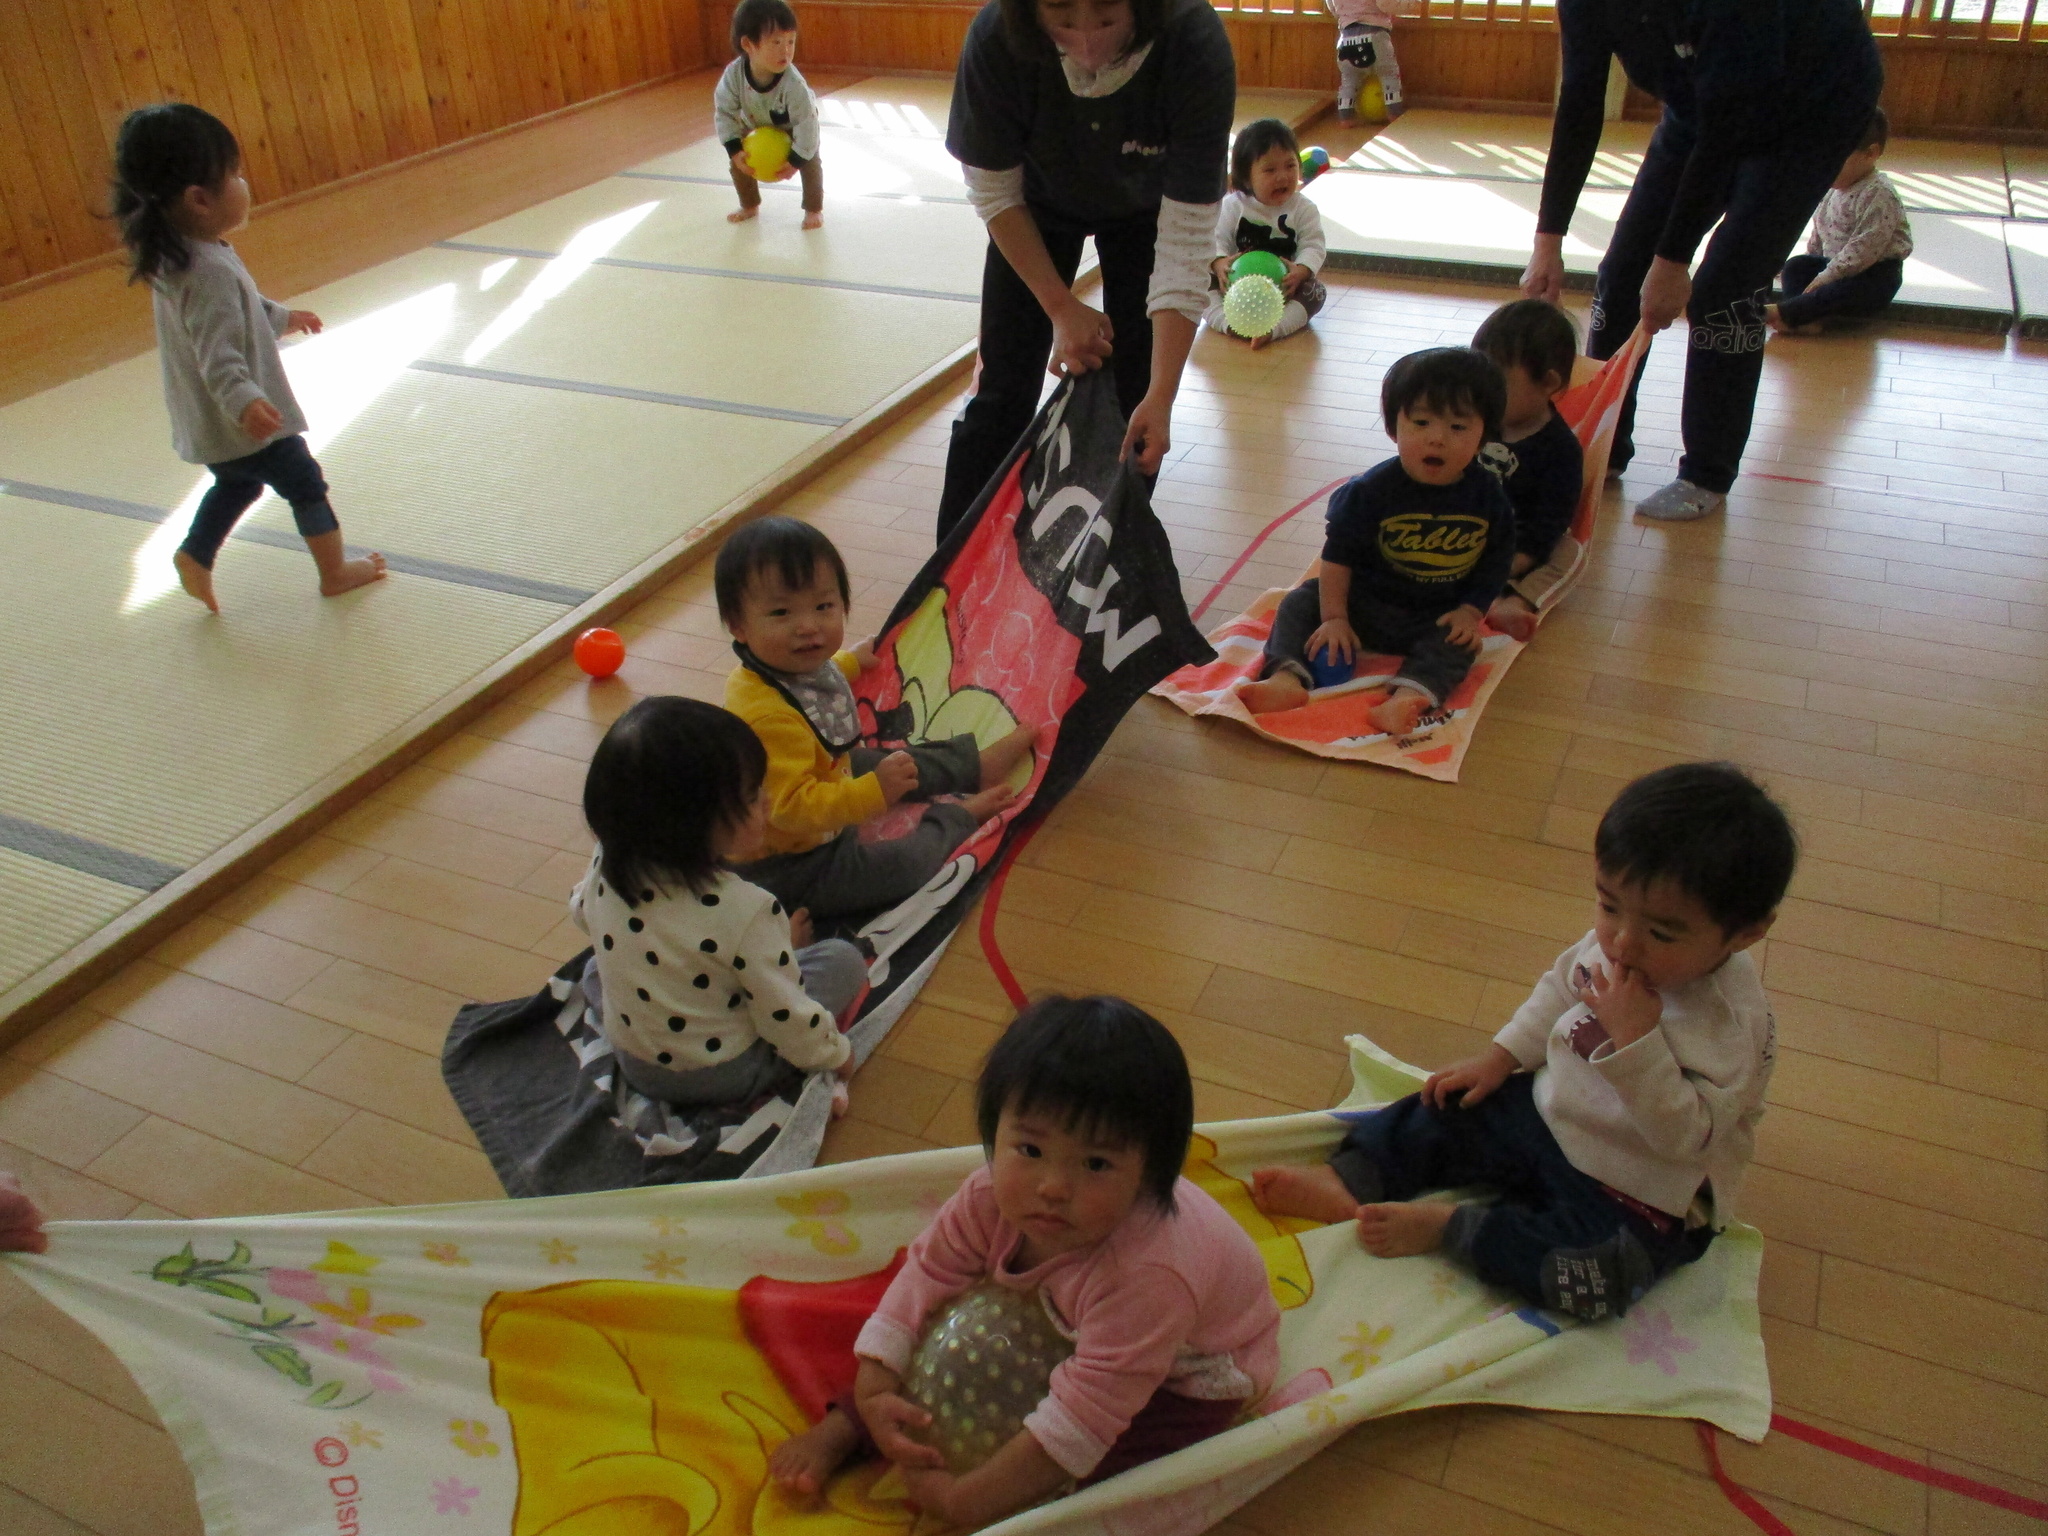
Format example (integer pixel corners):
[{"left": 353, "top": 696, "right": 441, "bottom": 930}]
[
  {"left": 113, "top": 104, "right": 383, "bottom": 613},
  {"left": 1255, "top": 763, "right": 1795, "bottom": 1321}
]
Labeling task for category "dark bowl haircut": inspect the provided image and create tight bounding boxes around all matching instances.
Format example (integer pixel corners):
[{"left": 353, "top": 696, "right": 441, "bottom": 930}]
[
  {"left": 112, "top": 103, "right": 242, "bottom": 284},
  {"left": 976, "top": 995, "right": 1194, "bottom": 1212},
  {"left": 583, "top": 697, "right": 767, "bottom": 903},
  {"left": 1472, "top": 299, "right": 1580, "bottom": 392},
  {"left": 731, "top": 0, "right": 799, "bottom": 48},
  {"left": 1594, "top": 761, "right": 1798, "bottom": 936},
  {"left": 1230, "top": 117, "right": 1300, "bottom": 194},
  {"left": 998, "top": 0, "right": 1168, "bottom": 63},
  {"left": 1380, "top": 346, "right": 1508, "bottom": 444},
  {"left": 714, "top": 516, "right": 853, "bottom": 628}
]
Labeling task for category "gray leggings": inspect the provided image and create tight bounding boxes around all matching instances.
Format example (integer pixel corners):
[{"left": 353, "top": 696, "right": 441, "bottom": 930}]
[{"left": 603, "top": 938, "right": 867, "bottom": 1106}]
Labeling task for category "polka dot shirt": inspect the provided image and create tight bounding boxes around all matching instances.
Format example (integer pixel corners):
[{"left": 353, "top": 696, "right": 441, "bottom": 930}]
[{"left": 570, "top": 851, "right": 851, "bottom": 1078}]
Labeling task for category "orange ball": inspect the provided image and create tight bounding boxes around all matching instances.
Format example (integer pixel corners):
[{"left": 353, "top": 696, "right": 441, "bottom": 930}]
[{"left": 573, "top": 627, "right": 626, "bottom": 678}]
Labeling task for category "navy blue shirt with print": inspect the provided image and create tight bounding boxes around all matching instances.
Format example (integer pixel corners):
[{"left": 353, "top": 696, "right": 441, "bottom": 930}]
[
  {"left": 946, "top": 0, "right": 1235, "bottom": 228},
  {"left": 1322, "top": 458, "right": 1516, "bottom": 615},
  {"left": 1477, "top": 410, "right": 1584, "bottom": 563}
]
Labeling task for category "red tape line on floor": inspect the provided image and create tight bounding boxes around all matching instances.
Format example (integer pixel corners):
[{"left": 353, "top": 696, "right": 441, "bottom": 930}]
[
  {"left": 1703, "top": 1418, "right": 2048, "bottom": 1531},
  {"left": 1189, "top": 477, "right": 1347, "bottom": 623}
]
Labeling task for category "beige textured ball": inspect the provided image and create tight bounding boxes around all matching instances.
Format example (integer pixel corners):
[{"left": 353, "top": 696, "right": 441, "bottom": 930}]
[{"left": 900, "top": 1282, "right": 1076, "bottom": 1473}]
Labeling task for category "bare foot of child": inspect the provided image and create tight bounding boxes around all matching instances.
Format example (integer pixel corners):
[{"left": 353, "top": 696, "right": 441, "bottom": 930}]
[
  {"left": 1486, "top": 593, "right": 1537, "bottom": 643},
  {"left": 1356, "top": 1201, "right": 1454, "bottom": 1258},
  {"left": 802, "top": 210, "right": 824, "bottom": 230},
  {"left": 1367, "top": 688, "right": 1429, "bottom": 737},
  {"left": 1238, "top": 672, "right": 1310, "bottom": 715},
  {"left": 769, "top": 1407, "right": 864, "bottom": 1499},
  {"left": 978, "top": 723, "right": 1039, "bottom": 789},
  {"left": 728, "top": 206, "right": 760, "bottom": 224},
  {"left": 961, "top": 783, "right": 1018, "bottom": 823},
  {"left": 173, "top": 550, "right": 220, "bottom": 614},
  {"left": 1251, "top": 1165, "right": 1359, "bottom": 1226},
  {"left": 1249, "top": 332, "right": 1271, "bottom": 352},
  {"left": 320, "top": 551, "right": 388, "bottom": 597}
]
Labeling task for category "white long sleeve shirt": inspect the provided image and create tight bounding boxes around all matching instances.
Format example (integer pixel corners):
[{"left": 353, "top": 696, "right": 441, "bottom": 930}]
[
  {"left": 571, "top": 854, "right": 852, "bottom": 1078},
  {"left": 1493, "top": 931, "right": 1776, "bottom": 1222},
  {"left": 150, "top": 240, "right": 306, "bottom": 466},
  {"left": 1804, "top": 169, "right": 1913, "bottom": 286},
  {"left": 1211, "top": 189, "right": 1327, "bottom": 274},
  {"left": 713, "top": 57, "right": 821, "bottom": 162}
]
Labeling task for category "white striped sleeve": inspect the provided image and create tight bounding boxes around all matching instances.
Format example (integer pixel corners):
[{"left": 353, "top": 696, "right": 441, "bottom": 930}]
[{"left": 1148, "top": 196, "right": 1218, "bottom": 322}]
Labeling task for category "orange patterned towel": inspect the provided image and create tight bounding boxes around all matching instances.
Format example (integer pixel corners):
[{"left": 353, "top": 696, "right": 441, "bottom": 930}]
[{"left": 1152, "top": 328, "right": 1650, "bottom": 781}]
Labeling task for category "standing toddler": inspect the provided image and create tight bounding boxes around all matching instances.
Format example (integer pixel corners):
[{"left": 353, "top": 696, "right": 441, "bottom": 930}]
[
  {"left": 717, "top": 0, "right": 825, "bottom": 229},
  {"left": 1238, "top": 347, "right": 1514, "bottom": 737},
  {"left": 1255, "top": 762, "right": 1794, "bottom": 1321},
  {"left": 1326, "top": 0, "right": 1404, "bottom": 123},
  {"left": 113, "top": 104, "right": 383, "bottom": 613},
  {"left": 1206, "top": 118, "right": 1328, "bottom": 348}
]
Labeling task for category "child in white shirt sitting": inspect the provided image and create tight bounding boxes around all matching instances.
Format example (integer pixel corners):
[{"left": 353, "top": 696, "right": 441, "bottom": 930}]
[
  {"left": 1254, "top": 761, "right": 1795, "bottom": 1321},
  {"left": 1769, "top": 108, "right": 1913, "bottom": 336},
  {"left": 1206, "top": 119, "right": 1328, "bottom": 349}
]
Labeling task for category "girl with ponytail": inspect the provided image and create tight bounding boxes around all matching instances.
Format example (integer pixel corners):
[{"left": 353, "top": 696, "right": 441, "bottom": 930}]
[{"left": 113, "top": 104, "right": 384, "bottom": 612}]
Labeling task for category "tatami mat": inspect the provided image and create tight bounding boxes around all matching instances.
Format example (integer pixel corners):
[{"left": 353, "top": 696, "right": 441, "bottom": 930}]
[
  {"left": 0, "top": 491, "right": 553, "bottom": 863},
  {"left": 1892, "top": 212, "right": 2018, "bottom": 318},
  {"left": 2010, "top": 145, "right": 2048, "bottom": 221},
  {"left": 0, "top": 74, "right": 998, "bottom": 1007},
  {"left": 1353, "top": 110, "right": 2015, "bottom": 218},
  {"left": 2007, "top": 219, "right": 2048, "bottom": 334},
  {"left": 1347, "top": 108, "right": 1649, "bottom": 189},
  {"left": 1309, "top": 169, "right": 1629, "bottom": 278}
]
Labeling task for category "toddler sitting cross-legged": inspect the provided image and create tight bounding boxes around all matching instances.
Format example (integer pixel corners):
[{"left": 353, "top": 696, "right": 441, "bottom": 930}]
[
  {"left": 719, "top": 517, "right": 1037, "bottom": 921},
  {"left": 1254, "top": 762, "right": 1796, "bottom": 1321},
  {"left": 1237, "top": 347, "right": 1515, "bottom": 736}
]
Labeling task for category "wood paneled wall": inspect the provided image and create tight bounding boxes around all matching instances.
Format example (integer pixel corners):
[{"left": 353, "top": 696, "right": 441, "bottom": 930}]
[
  {"left": 703, "top": 0, "right": 2048, "bottom": 137},
  {"left": 0, "top": 0, "right": 706, "bottom": 289}
]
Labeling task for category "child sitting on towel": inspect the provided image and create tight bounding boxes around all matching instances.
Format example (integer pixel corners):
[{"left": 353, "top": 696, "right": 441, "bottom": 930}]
[
  {"left": 1769, "top": 108, "right": 1912, "bottom": 337},
  {"left": 769, "top": 995, "right": 1281, "bottom": 1523},
  {"left": 1205, "top": 118, "right": 1328, "bottom": 348},
  {"left": 1472, "top": 299, "right": 1586, "bottom": 643},
  {"left": 719, "top": 517, "right": 1036, "bottom": 920},
  {"left": 572, "top": 696, "right": 864, "bottom": 1111},
  {"left": 1237, "top": 347, "right": 1515, "bottom": 736},
  {"left": 1254, "top": 761, "right": 1794, "bottom": 1321}
]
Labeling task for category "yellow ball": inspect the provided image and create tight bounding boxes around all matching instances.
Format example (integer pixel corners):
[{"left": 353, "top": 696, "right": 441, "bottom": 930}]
[{"left": 743, "top": 125, "right": 791, "bottom": 181}]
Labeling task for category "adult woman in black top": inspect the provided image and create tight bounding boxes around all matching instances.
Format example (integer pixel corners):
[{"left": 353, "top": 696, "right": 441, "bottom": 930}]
[
  {"left": 936, "top": 0, "right": 1236, "bottom": 542},
  {"left": 1521, "top": 0, "right": 1882, "bottom": 522}
]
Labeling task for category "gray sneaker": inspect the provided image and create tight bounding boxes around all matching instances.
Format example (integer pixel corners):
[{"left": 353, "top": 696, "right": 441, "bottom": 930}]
[{"left": 1634, "top": 478, "right": 1726, "bottom": 521}]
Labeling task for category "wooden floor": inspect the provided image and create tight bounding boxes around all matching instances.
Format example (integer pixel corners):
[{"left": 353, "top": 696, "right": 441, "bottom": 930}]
[{"left": 4, "top": 88, "right": 2047, "bottom": 1536}]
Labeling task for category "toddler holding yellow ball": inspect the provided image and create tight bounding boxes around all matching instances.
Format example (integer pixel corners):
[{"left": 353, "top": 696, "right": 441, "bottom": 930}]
[{"left": 715, "top": 0, "right": 824, "bottom": 228}]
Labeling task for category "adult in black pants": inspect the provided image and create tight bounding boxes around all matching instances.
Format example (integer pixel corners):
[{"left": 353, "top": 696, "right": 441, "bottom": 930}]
[
  {"left": 936, "top": 0, "right": 1236, "bottom": 543},
  {"left": 1520, "top": 0, "right": 1882, "bottom": 523}
]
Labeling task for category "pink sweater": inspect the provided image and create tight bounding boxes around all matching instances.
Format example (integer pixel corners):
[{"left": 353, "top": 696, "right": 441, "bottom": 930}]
[{"left": 854, "top": 1167, "right": 1281, "bottom": 1478}]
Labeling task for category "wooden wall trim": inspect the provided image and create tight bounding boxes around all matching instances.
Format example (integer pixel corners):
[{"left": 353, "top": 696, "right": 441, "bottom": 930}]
[{"left": 0, "top": 0, "right": 708, "bottom": 289}]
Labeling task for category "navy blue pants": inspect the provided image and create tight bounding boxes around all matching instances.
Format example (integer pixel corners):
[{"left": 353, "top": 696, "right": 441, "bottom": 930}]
[
  {"left": 1777, "top": 255, "right": 1904, "bottom": 329},
  {"left": 936, "top": 209, "right": 1158, "bottom": 543},
  {"left": 1260, "top": 577, "right": 1478, "bottom": 707},
  {"left": 184, "top": 434, "right": 340, "bottom": 569},
  {"left": 1587, "top": 93, "right": 1880, "bottom": 494},
  {"left": 1330, "top": 1074, "right": 1713, "bottom": 1320}
]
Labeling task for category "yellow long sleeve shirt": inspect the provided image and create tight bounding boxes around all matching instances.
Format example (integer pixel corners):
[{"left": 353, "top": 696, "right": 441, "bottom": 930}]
[{"left": 725, "top": 652, "right": 887, "bottom": 857}]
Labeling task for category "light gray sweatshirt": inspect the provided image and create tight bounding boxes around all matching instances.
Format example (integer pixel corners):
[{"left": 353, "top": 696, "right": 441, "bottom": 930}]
[
  {"left": 151, "top": 240, "right": 307, "bottom": 466},
  {"left": 713, "top": 57, "right": 821, "bottom": 163}
]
